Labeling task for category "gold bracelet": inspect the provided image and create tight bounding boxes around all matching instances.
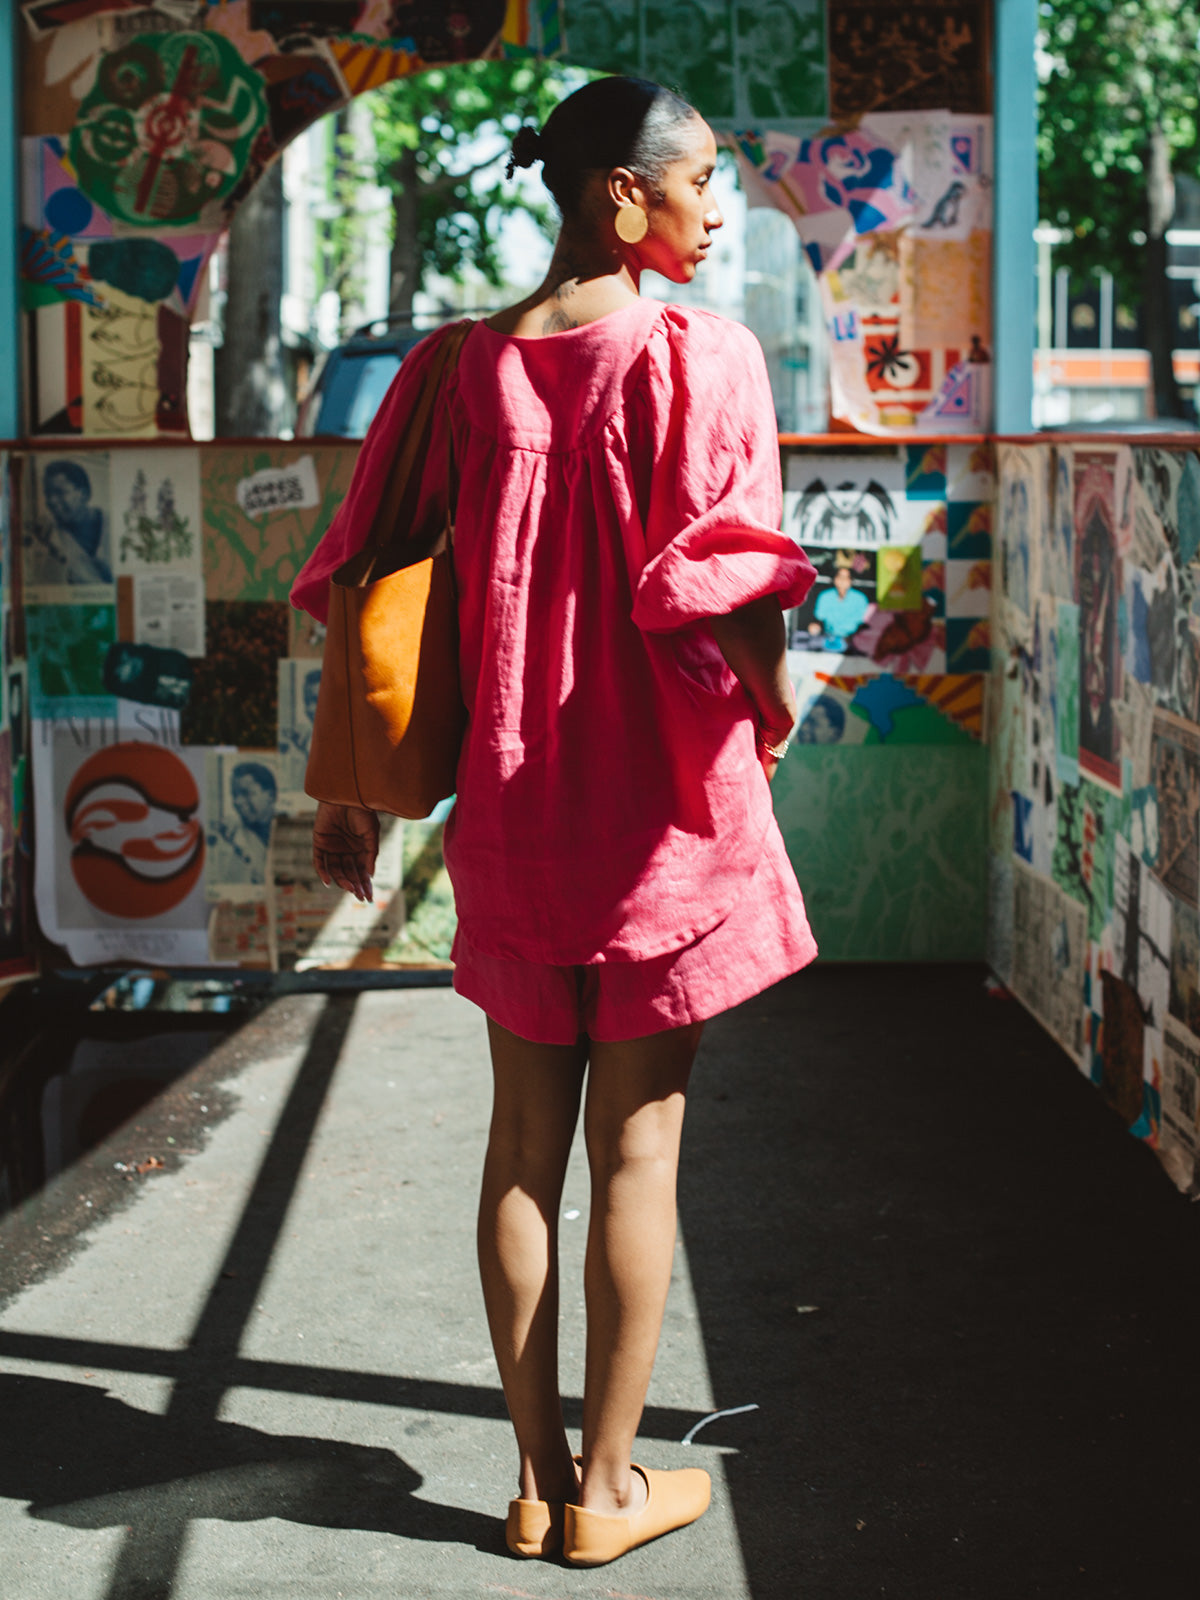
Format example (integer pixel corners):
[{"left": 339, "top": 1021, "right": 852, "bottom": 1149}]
[{"left": 757, "top": 735, "right": 790, "bottom": 760}]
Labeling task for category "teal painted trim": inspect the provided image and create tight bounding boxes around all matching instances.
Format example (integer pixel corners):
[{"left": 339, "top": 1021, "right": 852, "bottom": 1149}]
[
  {"left": 992, "top": 0, "right": 1038, "bottom": 433},
  {"left": 0, "top": 0, "right": 17, "bottom": 438}
]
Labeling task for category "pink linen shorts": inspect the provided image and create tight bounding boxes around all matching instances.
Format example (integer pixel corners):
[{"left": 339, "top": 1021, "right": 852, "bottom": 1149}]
[{"left": 451, "top": 823, "right": 818, "bottom": 1045}]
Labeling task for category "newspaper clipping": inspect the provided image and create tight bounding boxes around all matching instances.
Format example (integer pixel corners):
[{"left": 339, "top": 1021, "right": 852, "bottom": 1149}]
[
  {"left": 1161, "top": 1016, "right": 1200, "bottom": 1193},
  {"left": 1010, "top": 860, "right": 1087, "bottom": 1063}
]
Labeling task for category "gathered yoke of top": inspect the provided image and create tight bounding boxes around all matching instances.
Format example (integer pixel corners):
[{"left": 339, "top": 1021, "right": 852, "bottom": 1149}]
[{"left": 291, "top": 297, "right": 815, "bottom": 968}]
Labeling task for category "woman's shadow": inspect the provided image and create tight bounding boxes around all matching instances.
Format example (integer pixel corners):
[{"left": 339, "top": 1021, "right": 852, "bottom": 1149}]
[{"left": 1, "top": 1372, "right": 505, "bottom": 1555}]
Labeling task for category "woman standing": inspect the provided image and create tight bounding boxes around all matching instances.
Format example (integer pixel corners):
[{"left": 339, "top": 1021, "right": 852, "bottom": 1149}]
[{"left": 292, "top": 76, "right": 817, "bottom": 1567}]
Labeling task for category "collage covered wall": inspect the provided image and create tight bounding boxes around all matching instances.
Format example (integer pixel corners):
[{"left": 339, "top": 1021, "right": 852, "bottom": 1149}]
[
  {"left": 4, "top": 436, "right": 992, "bottom": 975},
  {"left": 775, "top": 439, "right": 991, "bottom": 958},
  {"left": 1, "top": 2, "right": 1000, "bottom": 986},
  {"left": 14, "top": 0, "right": 993, "bottom": 439},
  {"left": 8, "top": 441, "right": 457, "bottom": 972},
  {"left": 990, "top": 440, "right": 1200, "bottom": 1196},
  {"left": 17, "top": 0, "right": 561, "bottom": 438},
  {"left": 0, "top": 455, "right": 36, "bottom": 988}
]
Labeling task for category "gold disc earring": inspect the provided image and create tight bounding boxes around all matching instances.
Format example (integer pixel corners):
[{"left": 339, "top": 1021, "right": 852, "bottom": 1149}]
[{"left": 615, "top": 205, "right": 648, "bottom": 245}]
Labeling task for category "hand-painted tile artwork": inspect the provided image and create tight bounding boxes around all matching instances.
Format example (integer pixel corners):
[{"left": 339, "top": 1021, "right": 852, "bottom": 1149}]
[
  {"left": 991, "top": 442, "right": 1200, "bottom": 1196},
  {"left": 785, "top": 442, "right": 991, "bottom": 747},
  {"left": 17, "top": 3, "right": 989, "bottom": 443},
  {"left": 15, "top": 0, "right": 531, "bottom": 437},
  {"left": 735, "top": 111, "right": 993, "bottom": 433}
]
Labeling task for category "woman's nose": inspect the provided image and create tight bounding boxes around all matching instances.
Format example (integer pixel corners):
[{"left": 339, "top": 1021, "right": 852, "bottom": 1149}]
[{"left": 706, "top": 207, "right": 724, "bottom": 230}]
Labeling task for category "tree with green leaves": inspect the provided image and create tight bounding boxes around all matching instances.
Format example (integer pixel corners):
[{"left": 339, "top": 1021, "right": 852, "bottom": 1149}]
[
  {"left": 367, "top": 59, "right": 583, "bottom": 319},
  {"left": 1038, "top": 0, "right": 1200, "bottom": 418}
]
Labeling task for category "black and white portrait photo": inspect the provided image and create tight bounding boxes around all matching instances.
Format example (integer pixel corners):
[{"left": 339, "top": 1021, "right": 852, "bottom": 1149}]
[{"left": 24, "top": 454, "right": 113, "bottom": 589}]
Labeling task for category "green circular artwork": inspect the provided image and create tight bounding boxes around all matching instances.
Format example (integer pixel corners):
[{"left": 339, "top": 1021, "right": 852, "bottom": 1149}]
[{"left": 70, "top": 31, "right": 267, "bottom": 228}]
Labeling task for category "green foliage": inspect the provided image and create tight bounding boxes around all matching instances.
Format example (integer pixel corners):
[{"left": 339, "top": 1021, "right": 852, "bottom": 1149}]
[
  {"left": 369, "top": 59, "right": 588, "bottom": 303},
  {"left": 1038, "top": 0, "right": 1200, "bottom": 299}
]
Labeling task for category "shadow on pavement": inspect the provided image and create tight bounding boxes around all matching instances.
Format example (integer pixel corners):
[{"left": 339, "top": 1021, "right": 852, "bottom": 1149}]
[
  {"left": 1, "top": 1372, "right": 500, "bottom": 1554},
  {"left": 3, "top": 992, "right": 507, "bottom": 1598},
  {"left": 679, "top": 963, "right": 1200, "bottom": 1600}
]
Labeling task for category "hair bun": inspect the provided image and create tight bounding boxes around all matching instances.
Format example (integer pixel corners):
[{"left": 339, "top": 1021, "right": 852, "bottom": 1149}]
[{"left": 506, "top": 125, "right": 544, "bottom": 178}]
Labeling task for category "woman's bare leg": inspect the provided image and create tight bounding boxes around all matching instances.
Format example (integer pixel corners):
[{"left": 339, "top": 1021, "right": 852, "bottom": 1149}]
[
  {"left": 478, "top": 1018, "right": 587, "bottom": 1504},
  {"left": 578, "top": 1021, "right": 704, "bottom": 1514}
]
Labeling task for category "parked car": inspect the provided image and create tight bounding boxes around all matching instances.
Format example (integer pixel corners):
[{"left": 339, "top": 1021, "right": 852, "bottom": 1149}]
[{"left": 296, "top": 312, "right": 488, "bottom": 438}]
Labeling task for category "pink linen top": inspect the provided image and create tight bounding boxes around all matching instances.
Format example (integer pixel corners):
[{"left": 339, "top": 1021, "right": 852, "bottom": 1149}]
[{"left": 292, "top": 297, "right": 815, "bottom": 965}]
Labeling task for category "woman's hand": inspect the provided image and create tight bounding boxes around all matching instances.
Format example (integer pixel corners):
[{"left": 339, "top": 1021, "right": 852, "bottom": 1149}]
[
  {"left": 756, "top": 715, "right": 796, "bottom": 783},
  {"left": 312, "top": 801, "right": 379, "bottom": 902},
  {"left": 710, "top": 596, "right": 797, "bottom": 781}
]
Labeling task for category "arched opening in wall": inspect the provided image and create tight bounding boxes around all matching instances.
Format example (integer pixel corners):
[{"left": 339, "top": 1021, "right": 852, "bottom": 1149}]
[
  {"left": 16, "top": 6, "right": 994, "bottom": 445},
  {"left": 196, "top": 58, "right": 831, "bottom": 443}
]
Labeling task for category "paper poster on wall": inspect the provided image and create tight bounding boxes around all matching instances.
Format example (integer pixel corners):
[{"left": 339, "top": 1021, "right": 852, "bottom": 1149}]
[
  {"left": 69, "top": 28, "right": 267, "bottom": 229},
  {"left": 111, "top": 449, "right": 203, "bottom": 578},
  {"left": 1112, "top": 833, "right": 1171, "bottom": 1035},
  {"left": 268, "top": 813, "right": 405, "bottom": 972},
  {"left": 33, "top": 716, "right": 210, "bottom": 965},
  {"left": 202, "top": 448, "right": 358, "bottom": 602},
  {"left": 828, "top": 0, "right": 990, "bottom": 120},
  {"left": 79, "top": 284, "right": 161, "bottom": 437},
  {"left": 736, "top": 111, "right": 992, "bottom": 434},
  {"left": 206, "top": 750, "right": 278, "bottom": 898},
  {"left": 277, "top": 658, "right": 321, "bottom": 802},
  {"left": 179, "top": 600, "right": 289, "bottom": 748},
  {"left": 132, "top": 573, "right": 205, "bottom": 658},
  {"left": 1160, "top": 1016, "right": 1200, "bottom": 1193},
  {"left": 784, "top": 453, "right": 908, "bottom": 546},
  {"left": 102, "top": 640, "right": 194, "bottom": 711},
  {"left": 996, "top": 445, "right": 1043, "bottom": 627},
  {"left": 236, "top": 457, "right": 320, "bottom": 520},
  {"left": 790, "top": 663, "right": 980, "bottom": 746},
  {"left": 0, "top": 723, "right": 36, "bottom": 985},
  {"left": 26, "top": 602, "right": 117, "bottom": 718},
  {"left": 1009, "top": 859, "right": 1086, "bottom": 1065},
  {"left": 1055, "top": 599, "right": 1080, "bottom": 785},
  {"left": 1074, "top": 450, "right": 1122, "bottom": 791},
  {"left": 1169, "top": 899, "right": 1200, "bottom": 1036},
  {"left": 208, "top": 896, "right": 271, "bottom": 966},
  {"left": 22, "top": 452, "right": 114, "bottom": 600},
  {"left": 1150, "top": 710, "right": 1200, "bottom": 908},
  {"left": 788, "top": 547, "right": 877, "bottom": 655}
]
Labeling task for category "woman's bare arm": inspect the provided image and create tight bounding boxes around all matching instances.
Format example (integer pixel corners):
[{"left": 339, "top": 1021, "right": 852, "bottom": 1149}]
[{"left": 710, "top": 595, "right": 797, "bottom": 779}]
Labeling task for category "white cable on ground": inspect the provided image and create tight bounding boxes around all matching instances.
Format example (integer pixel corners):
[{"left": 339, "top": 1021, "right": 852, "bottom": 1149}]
[{"left": 680, "top": 1403, "right": 760, "bottom": 1446}]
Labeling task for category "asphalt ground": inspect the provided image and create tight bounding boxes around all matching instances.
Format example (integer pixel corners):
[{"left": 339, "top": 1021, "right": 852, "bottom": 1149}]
[{"left": 0, "top": 965, "right": 1197, "bottom": 1600}]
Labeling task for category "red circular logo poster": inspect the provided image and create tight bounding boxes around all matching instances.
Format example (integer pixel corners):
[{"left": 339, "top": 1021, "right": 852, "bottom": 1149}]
[{"left": 65, "top": 743, "right": 205, "bottom": 919}]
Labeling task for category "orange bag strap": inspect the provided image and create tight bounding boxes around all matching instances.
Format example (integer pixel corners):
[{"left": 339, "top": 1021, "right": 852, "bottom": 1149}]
[{"left": 334, "top": 319, "right": 472, "bottom": 588}]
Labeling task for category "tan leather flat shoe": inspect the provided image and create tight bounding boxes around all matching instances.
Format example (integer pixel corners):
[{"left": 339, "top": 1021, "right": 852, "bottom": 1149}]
[
  {"left": 562, "top": 1464, "right": 711, "bottom": 1567},
  {"left": 505, "top": 1495, "right": 565, "bottom": 1558}
]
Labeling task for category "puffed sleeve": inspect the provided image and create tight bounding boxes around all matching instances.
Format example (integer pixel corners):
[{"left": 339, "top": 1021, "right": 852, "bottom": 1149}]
[
  {"left": 630, "top": 309, "right": 816, "bottom": 634},
  {"left": 289, "top": 323, "right": 463, "bottom": 623}
]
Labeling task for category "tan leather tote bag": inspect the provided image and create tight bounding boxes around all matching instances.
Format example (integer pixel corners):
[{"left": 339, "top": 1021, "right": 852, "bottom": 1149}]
[{"left": 304, "top": 322, "right": 471, "bottom": 818}]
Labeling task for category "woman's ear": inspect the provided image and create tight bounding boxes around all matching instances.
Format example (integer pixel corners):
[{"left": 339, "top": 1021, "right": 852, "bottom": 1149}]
[{"left": 608, "top": 165, "right": 643, "bottom": 210}]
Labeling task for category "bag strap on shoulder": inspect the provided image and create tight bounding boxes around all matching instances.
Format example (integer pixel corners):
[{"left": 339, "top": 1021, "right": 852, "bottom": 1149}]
[{"left": 334, "top": 320, "right": 472, "bottom": 588}]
